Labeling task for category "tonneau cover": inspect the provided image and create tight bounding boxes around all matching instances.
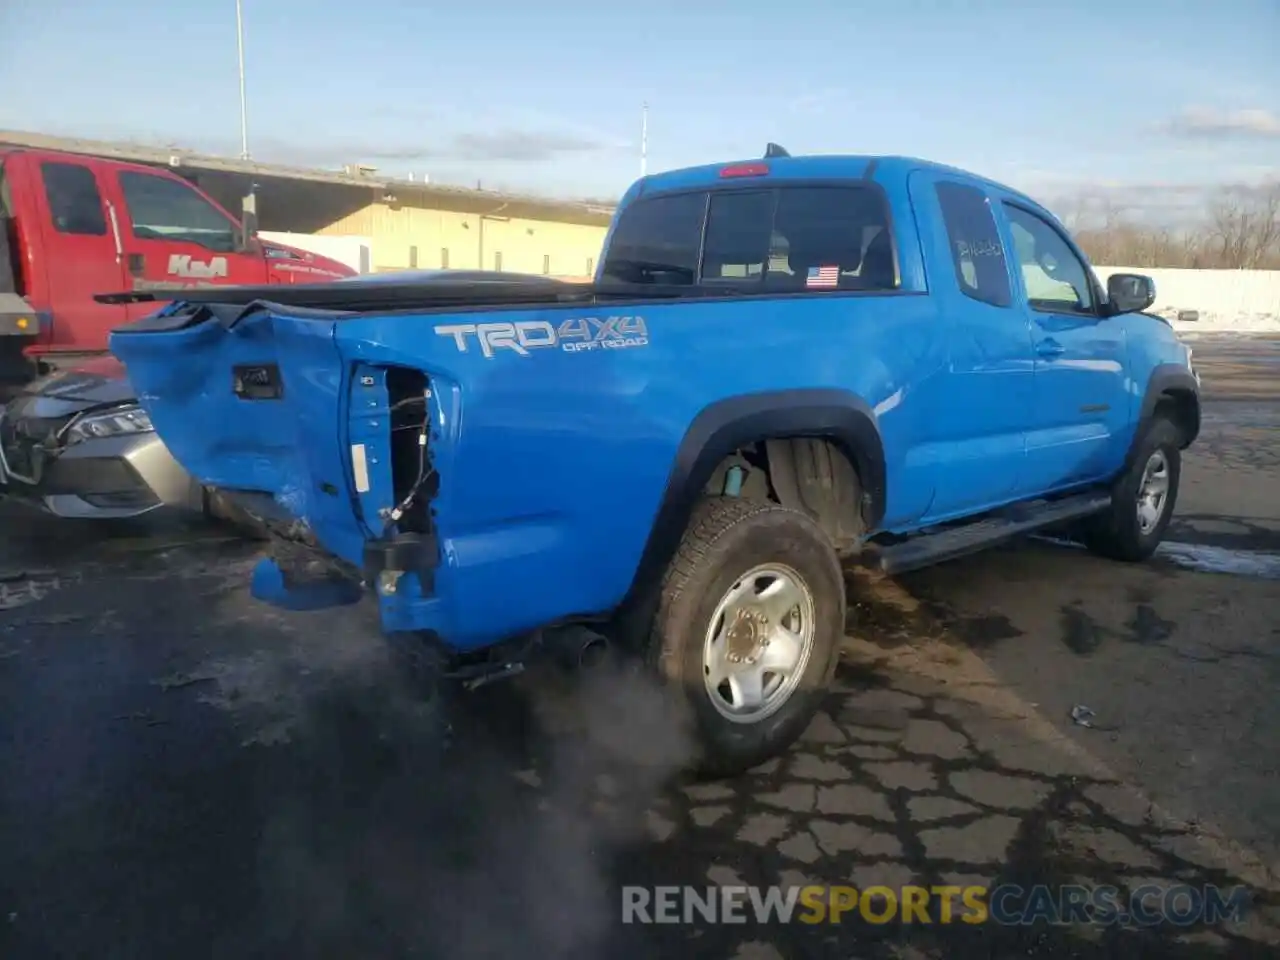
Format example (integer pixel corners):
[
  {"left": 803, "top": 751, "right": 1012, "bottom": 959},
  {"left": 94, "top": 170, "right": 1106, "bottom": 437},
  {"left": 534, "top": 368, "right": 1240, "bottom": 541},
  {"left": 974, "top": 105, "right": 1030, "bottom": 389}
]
[{"left": 96, "top": 276, "right": 719, "bottom": 314}]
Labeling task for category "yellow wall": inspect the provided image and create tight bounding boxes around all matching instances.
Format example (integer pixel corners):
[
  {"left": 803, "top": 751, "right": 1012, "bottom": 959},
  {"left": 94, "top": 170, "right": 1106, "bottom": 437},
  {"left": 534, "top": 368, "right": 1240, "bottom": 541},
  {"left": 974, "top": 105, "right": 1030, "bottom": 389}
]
[{"left": 319, "top": 201, "right": 609, "bottom": 277}]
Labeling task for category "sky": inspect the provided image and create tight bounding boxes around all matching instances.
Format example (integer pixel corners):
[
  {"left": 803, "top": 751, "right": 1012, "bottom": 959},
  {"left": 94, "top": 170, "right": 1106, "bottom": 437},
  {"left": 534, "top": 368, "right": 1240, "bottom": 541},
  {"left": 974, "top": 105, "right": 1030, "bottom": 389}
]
[{"left": 1, "top": 0, "right": 1277, "bottom": 222}]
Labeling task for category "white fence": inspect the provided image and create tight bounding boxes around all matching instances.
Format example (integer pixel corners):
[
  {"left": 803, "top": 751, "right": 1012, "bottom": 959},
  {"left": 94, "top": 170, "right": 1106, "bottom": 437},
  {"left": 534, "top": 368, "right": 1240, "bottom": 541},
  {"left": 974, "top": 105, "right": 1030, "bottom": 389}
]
[{"left": 1093, "top": 266, "right": 1280, "bottom": 333}]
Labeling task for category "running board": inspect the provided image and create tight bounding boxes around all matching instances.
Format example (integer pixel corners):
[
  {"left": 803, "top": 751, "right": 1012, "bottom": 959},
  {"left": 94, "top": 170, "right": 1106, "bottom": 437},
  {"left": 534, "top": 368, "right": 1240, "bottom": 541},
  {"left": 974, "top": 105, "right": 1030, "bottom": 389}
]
[{"left": 872, "top": 492, "right": 1112, "bottom": 575}]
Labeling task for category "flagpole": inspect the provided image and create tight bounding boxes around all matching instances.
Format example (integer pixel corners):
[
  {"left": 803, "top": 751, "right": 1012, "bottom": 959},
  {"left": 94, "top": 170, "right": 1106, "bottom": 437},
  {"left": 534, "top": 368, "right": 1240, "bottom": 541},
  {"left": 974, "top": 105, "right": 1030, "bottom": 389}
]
[
  {"left": 236, "top": 0, "right": 249, "bottom": 159},
  {"left": 640, "top": 102, "right": 648, "bottom": 177}
]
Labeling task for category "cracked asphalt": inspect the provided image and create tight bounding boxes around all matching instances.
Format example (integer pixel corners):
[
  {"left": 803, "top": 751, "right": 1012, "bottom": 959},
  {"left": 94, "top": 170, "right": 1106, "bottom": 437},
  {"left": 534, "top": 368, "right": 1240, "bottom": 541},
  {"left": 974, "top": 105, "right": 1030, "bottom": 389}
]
[{"left": 1, "top": 335, "right": 1278, "bottom": 959}]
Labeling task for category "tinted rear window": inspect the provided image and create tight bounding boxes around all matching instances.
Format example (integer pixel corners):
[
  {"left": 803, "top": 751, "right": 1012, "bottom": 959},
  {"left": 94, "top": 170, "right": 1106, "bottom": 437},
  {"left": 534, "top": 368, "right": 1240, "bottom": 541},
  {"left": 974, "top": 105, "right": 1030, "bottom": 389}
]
[
  {"left": 602, "top": 184, "right": 896, "bottom": 290},
  {"left": 0, "top": 160, "right": 12, "bottom": 218},
  {"left": 42, "top": 161, "right": 107, "bottom": 237},
  {"left": 0, "top": 161, "right": 15, "bottom": 293},
  {"left": 601, "top": 191, "right": 706, "bottom": 284},
  {"left": 935, "top": 181, "right": 1011, "bottom": 308}
]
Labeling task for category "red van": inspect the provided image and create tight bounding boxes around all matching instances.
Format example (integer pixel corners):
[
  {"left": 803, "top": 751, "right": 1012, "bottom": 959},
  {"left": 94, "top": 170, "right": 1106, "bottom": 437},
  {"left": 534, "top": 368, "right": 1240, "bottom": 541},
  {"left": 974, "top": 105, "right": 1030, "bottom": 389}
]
[{"left": 0, "top": 147, "right": 357, "bottom": 385}]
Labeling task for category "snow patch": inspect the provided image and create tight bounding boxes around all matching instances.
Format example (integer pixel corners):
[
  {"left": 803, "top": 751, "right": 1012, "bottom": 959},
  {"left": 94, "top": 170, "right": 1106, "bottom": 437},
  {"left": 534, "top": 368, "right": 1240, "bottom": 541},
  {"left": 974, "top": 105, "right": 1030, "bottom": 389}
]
[
  {"left": 1155, "top": 541, "right": 1280, "bottom": 580},
  {"left": 1166, "top": 312, "right": 1279, "bottom": 334},
  {"left": 1033, "top": 535, "right": 1280, "bottom": 580},
  {"left": 1094, "top": 266, "right": 1280, "bottom": 334}
]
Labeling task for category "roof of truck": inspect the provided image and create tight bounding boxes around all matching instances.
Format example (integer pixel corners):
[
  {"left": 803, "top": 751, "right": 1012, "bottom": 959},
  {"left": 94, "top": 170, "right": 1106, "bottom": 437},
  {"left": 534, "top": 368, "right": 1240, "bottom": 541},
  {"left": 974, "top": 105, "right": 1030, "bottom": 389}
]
[
  {"left": 632, "top": 153, "right": 1049, "bottom": 215},
  {"left": 0, "top": 144, "right": 196, "bottom": 180}
]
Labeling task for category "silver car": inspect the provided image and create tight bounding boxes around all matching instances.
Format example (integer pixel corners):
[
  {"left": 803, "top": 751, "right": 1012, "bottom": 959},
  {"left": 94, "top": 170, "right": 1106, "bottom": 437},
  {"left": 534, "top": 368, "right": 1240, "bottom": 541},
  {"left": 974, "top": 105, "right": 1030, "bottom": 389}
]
[{"left": 0, "top": 357, "right": 205, "bottom": 519}]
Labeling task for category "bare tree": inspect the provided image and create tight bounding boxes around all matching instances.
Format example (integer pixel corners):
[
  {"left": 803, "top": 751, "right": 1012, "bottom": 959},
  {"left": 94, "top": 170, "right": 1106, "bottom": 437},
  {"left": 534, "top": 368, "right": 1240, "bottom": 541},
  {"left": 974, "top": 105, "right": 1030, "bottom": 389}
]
[
  {"left": 1069, "top": 184, "right": 1280, "bottom": 270},
  {"left": 1204, "top": 184, "right": 1280, "bottom": 268}
]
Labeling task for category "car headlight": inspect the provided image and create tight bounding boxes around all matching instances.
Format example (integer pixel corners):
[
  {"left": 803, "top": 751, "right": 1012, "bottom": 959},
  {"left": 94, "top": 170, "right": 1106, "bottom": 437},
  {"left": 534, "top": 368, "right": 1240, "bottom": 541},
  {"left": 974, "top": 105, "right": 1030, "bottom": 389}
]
[{"left": 64, "top": 405, "right": 154, "bottom": 445}]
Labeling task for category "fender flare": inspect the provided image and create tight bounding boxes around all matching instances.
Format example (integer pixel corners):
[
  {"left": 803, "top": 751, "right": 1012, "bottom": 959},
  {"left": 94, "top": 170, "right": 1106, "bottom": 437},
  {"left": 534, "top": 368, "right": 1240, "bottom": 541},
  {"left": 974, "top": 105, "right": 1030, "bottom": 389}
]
[
  {"left": 1138, "top": 363, "right": 1201, "bottom": 449},
  {"left": 624, "top": 388, "right": 885, "bottom": 602}
]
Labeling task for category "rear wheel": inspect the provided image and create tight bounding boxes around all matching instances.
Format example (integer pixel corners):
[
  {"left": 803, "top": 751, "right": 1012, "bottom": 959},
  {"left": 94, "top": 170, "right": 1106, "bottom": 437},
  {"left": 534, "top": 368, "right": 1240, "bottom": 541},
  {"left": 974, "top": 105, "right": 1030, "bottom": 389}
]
[
  {"left": 1081, "top": 416, "right": 1182, "bottom": 562},
  {"left": 648, "top": 497, "right": 845, "bottom": 778}
]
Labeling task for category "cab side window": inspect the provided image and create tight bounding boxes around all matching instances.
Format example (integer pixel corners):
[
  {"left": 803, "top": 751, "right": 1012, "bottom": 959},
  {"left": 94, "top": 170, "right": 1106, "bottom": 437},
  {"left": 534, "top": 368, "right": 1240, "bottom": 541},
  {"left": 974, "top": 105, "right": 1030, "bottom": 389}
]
[
  {"left": 117, "top": 171, "right": 237, "bottom": 253},
  {"left": 41, "top": 162, "right": 108, "bottom": 236},
  {"left": 1003, "top": 204, "right": 1095, "bottom": 314},
  {"left": 935, "top": 181, "right": 1011, "bottom": 307}
]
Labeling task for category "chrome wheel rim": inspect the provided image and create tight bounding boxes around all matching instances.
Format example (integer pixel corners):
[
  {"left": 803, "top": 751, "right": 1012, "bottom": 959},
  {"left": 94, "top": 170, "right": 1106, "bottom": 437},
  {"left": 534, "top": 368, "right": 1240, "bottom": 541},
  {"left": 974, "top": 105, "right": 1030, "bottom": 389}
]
[
  {"left": 702, "top": 563, "right": 816, "bottom": 724},
  {"left": 1136, "top": 449, "right": 1170, "bottom": 535}
]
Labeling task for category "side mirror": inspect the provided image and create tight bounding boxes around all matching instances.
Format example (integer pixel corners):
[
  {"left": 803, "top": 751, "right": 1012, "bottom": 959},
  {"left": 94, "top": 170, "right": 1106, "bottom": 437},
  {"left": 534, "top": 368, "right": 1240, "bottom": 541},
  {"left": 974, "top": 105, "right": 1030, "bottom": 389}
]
[
  {"left": 1106, "top": 273, "right": 1156, "bottom": 315},
  {"left": 237, "top": 191, "right": 260, "bottom": 253}
]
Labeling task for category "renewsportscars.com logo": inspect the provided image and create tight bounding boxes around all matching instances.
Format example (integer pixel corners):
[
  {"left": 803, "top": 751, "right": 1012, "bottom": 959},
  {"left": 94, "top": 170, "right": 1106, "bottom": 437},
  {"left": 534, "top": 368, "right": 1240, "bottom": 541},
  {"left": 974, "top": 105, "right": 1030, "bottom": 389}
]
[
  {"left": 434, "top": 316, "right": 649, "bottom": 358},
  {"left": 621, "top": 883, "right": 1251, "bottom": 927}
]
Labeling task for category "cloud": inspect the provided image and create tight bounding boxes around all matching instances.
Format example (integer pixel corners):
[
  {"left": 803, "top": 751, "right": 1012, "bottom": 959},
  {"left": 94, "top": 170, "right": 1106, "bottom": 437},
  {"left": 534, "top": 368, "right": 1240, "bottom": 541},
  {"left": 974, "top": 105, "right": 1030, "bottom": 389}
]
[
  {"left": 17, "top": 120, "right": 614, "bottom": 169},
  {"left": 790, "top": 88, "right": 850, "bottom": 116},
  {"left": 1162, "top": 107, "right": 1280, "bottom": 140},
  {"left": 446, "top": 130, "right": 605, "bottom": 162},
  {"left": 239, "top": 130, "right": 610, "bottom": 166}
]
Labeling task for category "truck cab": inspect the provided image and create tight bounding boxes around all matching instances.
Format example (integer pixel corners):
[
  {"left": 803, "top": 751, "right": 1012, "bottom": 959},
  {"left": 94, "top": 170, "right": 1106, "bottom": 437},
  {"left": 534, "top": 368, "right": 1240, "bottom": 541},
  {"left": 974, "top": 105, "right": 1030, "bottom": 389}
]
[{"left": 0, "top": 147, "right": 355, "bottom": 384}]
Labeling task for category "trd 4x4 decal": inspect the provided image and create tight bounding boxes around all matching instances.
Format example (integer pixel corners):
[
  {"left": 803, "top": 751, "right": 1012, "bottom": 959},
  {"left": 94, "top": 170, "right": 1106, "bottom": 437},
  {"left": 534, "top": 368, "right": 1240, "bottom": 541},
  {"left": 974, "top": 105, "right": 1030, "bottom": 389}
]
[{"left": 434, "top": 316, "right": 649, "bottom": 358}]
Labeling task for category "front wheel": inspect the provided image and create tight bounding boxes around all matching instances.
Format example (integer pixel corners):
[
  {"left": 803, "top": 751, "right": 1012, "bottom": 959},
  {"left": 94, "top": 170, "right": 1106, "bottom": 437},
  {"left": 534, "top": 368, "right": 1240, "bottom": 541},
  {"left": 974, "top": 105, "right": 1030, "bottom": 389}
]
[
  {"left": 648, "top": 497, "right": 845, "bottom": 778},
  {"left": 1081, "top": 416, "right": 1182, "bottom": 562}
]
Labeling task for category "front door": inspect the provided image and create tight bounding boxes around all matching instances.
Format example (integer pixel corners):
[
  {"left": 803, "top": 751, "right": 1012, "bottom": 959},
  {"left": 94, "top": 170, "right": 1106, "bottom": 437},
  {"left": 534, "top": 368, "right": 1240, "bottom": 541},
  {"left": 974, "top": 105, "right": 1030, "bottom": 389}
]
[
  {"left": 30, "top": 158, "right": 128, "bottom": 351},
  {"left": 1000, "top": 202, "right": 1129, "bottom": 491},
  {"left": 102, "top": 168, "right": 269, "bottom": 321}
]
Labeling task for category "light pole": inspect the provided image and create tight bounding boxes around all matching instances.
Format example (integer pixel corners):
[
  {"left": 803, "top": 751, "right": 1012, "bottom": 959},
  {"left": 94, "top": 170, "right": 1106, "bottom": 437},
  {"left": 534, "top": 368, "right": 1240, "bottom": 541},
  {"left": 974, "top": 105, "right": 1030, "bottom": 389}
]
[{"left": 236, "top": 0, "right": 249, "bottom": 159}]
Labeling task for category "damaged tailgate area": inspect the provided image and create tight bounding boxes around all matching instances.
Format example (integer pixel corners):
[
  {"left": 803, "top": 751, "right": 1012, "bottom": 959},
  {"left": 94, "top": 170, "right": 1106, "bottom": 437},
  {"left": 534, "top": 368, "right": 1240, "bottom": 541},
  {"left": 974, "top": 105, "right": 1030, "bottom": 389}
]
[
  {"left": 185, "top": 353, "right": 442, "bottom": 609},
  {"left": 350, "top": 363, "right": 440, "bottom": 595},
  {"left": 209, "top": 360, "right": 441, "bottom": 610}
]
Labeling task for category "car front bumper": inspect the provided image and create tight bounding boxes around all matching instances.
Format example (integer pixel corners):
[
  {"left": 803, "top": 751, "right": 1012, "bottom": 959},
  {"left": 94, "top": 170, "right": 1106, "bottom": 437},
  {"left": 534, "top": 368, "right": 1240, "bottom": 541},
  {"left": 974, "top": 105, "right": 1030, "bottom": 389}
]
[{"left": 0, "top": 419, "right": 204, "bottom": 520}]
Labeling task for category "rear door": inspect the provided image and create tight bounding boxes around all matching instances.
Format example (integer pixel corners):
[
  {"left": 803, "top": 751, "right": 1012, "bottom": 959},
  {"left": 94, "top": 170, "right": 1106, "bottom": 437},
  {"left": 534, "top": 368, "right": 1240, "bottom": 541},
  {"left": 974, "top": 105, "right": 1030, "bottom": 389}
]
[
  {"left": 907, "top": 172, "right": 1035, "bottom": 518},
  {"left": 102, "top": 167, "right": 269, "bottom": 321},
  {"left": 28, "top": 157, "right": 128, "bottom": 350}
]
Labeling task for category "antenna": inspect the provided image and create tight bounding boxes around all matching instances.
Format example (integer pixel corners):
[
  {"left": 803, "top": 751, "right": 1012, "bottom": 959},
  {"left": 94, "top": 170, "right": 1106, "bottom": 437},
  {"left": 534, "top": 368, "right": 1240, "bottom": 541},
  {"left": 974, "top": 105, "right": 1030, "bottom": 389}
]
[
  {"left": 640, "top": 102, "right": 649, "bottom": 177},
  {"left": 764, "top": 142, "right": 790, "bottom": 159}
]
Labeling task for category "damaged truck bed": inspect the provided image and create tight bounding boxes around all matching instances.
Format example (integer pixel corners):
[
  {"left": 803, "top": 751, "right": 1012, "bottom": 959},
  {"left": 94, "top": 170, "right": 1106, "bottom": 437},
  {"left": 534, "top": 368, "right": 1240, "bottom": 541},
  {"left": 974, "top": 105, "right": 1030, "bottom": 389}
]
[{"left": 105, "top": 274, "right": 688, "bottom": 643}]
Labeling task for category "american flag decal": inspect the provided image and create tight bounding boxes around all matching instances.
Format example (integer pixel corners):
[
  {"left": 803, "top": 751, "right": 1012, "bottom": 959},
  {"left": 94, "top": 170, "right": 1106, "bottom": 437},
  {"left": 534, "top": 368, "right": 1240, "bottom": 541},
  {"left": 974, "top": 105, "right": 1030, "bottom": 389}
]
[{"left": 806, "top": 265, "right": 840, "bottom": 288}]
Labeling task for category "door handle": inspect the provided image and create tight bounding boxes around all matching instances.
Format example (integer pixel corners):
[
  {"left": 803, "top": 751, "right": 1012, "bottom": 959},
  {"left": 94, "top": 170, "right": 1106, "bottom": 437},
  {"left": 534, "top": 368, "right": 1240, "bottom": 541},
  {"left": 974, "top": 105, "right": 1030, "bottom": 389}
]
[
  {"left": 1036, "top": 338, "right": 1065, "bottom": 358},
  {"left": 126, "top": 253, "right": 145, "bottom": 277}
]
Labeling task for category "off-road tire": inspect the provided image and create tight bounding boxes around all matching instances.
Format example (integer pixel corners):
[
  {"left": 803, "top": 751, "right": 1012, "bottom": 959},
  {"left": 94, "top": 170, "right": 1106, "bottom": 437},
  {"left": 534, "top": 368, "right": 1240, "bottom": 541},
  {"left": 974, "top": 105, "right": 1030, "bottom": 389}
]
[
  {"left": 648, "top": 496, "right": 845, "bottom": 779},
  {"left": 1081, "top": 416, "right": 1182, "bottom": 562}
]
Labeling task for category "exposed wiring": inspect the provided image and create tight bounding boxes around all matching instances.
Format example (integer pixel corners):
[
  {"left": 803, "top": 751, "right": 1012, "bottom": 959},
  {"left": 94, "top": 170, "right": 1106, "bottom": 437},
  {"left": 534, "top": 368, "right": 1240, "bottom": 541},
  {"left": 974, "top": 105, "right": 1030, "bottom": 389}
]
[
  {"left": 373, "top": 387, "right": 434, "bottom": 537},
  {"left": 388, "top": 395, "right": 427, "bottom": 414},
  {"left": 381, "top": 418, "right": 435, "bottom": 536}
]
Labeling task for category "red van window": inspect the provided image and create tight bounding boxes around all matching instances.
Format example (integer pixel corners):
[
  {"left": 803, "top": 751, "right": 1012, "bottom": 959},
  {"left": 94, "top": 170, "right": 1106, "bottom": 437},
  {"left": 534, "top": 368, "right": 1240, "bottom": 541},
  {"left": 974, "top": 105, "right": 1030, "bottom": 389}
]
[
  {"left": 117, "top": 171, "right": 237, "bottom": 253},
  {"left": 41, "top": 162, "right": 108, "bottom": 237}
]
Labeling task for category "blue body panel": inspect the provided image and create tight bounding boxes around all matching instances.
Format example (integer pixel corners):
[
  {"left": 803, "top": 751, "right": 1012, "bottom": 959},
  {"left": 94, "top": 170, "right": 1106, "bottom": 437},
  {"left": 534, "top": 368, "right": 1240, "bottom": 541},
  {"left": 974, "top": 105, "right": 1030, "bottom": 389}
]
[{"left": 109, "top": 154, "right": 1192, "bottom": 652}]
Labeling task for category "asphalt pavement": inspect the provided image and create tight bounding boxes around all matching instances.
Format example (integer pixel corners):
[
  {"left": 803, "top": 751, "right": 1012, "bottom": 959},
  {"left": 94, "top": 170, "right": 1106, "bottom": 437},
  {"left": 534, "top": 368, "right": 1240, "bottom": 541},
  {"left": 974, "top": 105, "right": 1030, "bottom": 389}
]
[{"left": 1, "top": 335, "right": 1277, "bottom": 959}]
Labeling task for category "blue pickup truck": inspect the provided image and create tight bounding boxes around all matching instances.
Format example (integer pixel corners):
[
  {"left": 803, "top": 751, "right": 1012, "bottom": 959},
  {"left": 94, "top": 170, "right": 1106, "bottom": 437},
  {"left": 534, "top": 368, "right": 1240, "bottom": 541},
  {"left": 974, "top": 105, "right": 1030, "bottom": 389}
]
[{"left": 106, "top": 146, "right": 1200, "bottom": 776}]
